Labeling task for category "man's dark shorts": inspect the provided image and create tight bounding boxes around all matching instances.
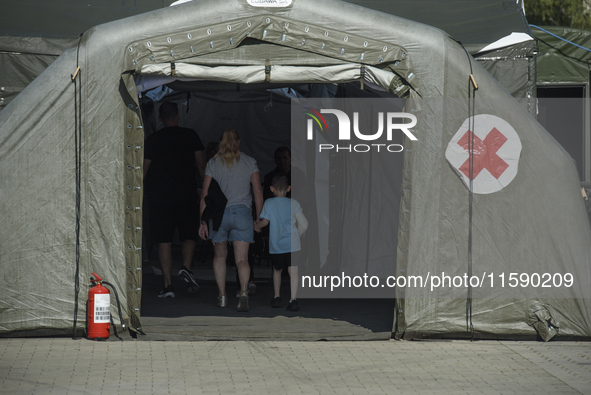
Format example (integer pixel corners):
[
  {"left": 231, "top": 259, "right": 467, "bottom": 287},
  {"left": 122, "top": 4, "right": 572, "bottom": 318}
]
[
  {"left": 271, "top": 251, "right": 300, "bottom": 271},
  {"left": 150, "top": 197, "right": 199, "bottom": 243}
]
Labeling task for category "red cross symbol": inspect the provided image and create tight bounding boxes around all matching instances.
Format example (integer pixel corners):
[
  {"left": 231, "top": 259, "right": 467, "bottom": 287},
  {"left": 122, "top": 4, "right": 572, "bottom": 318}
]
[{"left": 458, "top": 128, "right": 509, "bottom": 180}]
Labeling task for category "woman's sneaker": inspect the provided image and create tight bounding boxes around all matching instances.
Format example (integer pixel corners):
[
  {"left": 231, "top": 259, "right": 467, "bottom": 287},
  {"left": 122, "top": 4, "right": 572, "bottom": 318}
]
[
  {"left": 217, "top": 295, "right": 228, "bottom": 308},
  {"left": 178, "top": 267, "right": 199, "bottom": 293},
  {"left": 158, "top": 285, "right": 175, "bottom": 298},
  {"left": 248, "top": 281, "right": 257, "bottom": 295}
]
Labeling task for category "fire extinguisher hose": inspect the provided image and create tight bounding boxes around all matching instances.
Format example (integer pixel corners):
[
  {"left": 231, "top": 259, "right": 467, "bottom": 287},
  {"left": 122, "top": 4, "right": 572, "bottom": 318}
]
[{"left": 102, "top": 281, "right": 127, "bottom": 340}]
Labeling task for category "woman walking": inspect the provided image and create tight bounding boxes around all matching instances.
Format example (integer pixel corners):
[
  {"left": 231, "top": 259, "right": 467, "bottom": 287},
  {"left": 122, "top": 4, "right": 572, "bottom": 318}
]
[{"left": 199, "top": 129, "right": 263, "bottom": 311}]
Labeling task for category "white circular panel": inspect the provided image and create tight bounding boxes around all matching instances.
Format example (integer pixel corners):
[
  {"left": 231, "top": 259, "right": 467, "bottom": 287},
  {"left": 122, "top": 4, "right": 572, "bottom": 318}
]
[{"left": 445, "top": 114, "right": 522, "bottom": 194}]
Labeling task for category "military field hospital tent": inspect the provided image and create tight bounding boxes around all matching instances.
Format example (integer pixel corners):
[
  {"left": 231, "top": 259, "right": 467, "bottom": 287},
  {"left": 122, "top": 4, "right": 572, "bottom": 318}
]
[{"left": 0, "top": 0, "right": 590, "bottom": 339}]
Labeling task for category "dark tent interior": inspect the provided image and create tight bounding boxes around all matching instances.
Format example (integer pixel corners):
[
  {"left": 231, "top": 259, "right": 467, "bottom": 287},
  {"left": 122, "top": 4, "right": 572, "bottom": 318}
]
[{"left": 136, "top": 79, "right": 404, "bottom": 340}]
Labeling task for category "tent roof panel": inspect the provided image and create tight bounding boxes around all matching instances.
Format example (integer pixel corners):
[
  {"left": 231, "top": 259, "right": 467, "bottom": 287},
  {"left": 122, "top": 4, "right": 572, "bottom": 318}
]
[
  {"left": 343, "top": 0, "right": 531, "bottom": 45},
  {"left": 1, "top": 0, "right": 530, "bottom": 46},
  {"left": 0, "top": 0, "right": 175, "bottom": 38},
  {"left": 533, "top": 26, "right": 591, "bottom": 84}
]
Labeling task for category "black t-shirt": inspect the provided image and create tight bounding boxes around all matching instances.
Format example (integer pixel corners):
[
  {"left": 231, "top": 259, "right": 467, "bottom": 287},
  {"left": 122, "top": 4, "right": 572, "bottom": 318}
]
[{"left": 144, "top": 126, "right": 204, "bottom": 201}]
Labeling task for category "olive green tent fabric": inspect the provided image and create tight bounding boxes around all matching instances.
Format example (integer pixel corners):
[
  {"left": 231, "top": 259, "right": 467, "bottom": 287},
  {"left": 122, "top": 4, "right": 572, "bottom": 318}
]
[
  {"left": 0, "top": 0, "right": 589, "bottom": 339},
  {"left": 0, "top": 0, "right": 537, "bottom": 112},
  {"left": 532, "top": 26, "right": 590, "bottom": 185},
  {"left": 344, "top": 0, "right": 530, "bottom": 50},
  {"left": 0, "top": 0, "right": 176, "bottom": 111},
  {"left": 0, "top": 36, "right": 78, "bottom": 111},
  {"left": 344, "top": 0, "right": 538, "bottom": 116},
  {"left": 0, "top": 0, "right": 529, "bottom": 44},
  {"left": 0, "top": 0, "right": 174, "bottom": 38},
  {"left": 474, "top": 39, "right": 538, "bottom": 116},
  {"left": 533, "top": 26, "right": 591, "bottom": 85}
]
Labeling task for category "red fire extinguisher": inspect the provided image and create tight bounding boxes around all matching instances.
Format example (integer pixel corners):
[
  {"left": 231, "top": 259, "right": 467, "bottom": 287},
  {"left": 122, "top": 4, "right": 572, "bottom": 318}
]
[{"left": 87, "top": 272, "right": 111, "bottom": 340}]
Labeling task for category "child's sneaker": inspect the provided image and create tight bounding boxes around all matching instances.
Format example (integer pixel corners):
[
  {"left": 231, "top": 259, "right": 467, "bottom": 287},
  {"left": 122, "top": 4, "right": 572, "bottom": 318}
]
[
  {"left": 286, "top": 300, "right": 299, "bottom": 311},
  {"left": 270, "top": 297, "right": 281, "bottom": 308},
  {"left": 248, "top": 281, "right": 257, "bottom": 295}
]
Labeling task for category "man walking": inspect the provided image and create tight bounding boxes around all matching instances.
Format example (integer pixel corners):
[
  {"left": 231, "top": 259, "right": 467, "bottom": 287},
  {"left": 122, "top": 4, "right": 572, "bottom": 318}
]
[{"left": 143, "top": 101, "right": 205, "bottom": 297}]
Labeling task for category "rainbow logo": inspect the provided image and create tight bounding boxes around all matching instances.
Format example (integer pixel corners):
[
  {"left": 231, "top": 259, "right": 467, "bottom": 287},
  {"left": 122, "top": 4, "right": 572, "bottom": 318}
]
[{"left": 303, "top": 107, "right": 328, "bottom": 132}]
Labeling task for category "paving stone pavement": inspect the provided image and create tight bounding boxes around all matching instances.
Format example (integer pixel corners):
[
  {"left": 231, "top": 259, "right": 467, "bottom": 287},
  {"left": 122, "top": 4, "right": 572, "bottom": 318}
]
[{"left": 0, "top": 338, "right": 589, "bottom": 394}]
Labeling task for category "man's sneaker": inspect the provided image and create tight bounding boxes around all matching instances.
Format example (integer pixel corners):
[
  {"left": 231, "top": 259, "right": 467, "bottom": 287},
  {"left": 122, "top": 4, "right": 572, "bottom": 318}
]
[
  {"left": 270, "top": 297, "right": 281, "bottom": 308},
  {"left": 286, "top": 300, "right": 299, "bottom": 311},
  {"left": 178, "top": 267, "right": 199, "bottom": 294},
  {"left": 158, "top": 285, "right": 175, "bottom": 298},
  {"left": 237, "top": 289, "right": 249, "bottom": 312},
  {"left": 248, "top": 281, "right": 257, "bottom": 295}
]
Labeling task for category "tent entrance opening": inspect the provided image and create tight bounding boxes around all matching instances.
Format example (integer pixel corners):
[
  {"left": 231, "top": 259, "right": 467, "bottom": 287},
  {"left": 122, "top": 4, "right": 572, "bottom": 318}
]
[{"left": 137, "top": 80, "right": 402, "bottom": 340}]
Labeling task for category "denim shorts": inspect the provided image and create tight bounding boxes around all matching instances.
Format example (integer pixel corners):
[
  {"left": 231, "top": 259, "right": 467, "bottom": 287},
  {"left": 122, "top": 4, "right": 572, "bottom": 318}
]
[{"left": 209, "top": 205, "right": 253, "bottom": 244}]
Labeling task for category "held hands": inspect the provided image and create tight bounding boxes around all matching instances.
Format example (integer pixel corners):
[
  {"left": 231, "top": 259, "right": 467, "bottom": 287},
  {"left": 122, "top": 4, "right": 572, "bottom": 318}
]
[
  {"left": 253, "top": 219, "right": 262, "bottom": 233},
  {"left": 254, "top": 217, "right": 269, "bottom": 232},
  {"left": 199, "top": 222, "right": 209, "bottom": 240}
]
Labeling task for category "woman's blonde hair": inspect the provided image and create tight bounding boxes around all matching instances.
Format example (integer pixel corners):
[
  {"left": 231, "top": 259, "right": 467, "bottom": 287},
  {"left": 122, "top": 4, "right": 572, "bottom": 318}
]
[{"left": 214, "top": 129, "right": 241, "bottom": 168}]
